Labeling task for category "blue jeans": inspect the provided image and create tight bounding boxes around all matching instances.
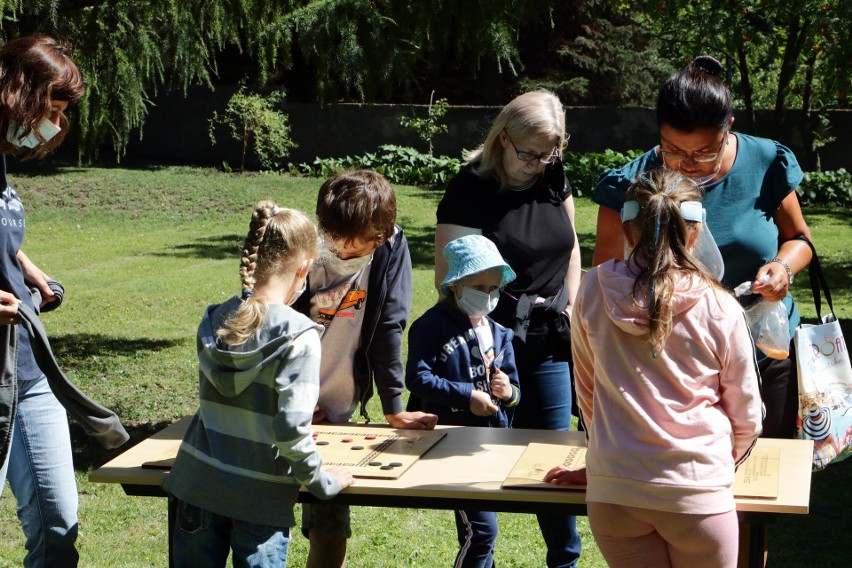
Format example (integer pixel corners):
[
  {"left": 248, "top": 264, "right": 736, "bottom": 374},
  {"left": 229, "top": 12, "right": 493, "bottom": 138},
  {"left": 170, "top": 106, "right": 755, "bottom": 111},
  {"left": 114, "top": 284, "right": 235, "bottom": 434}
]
[
  {"left": 172, "top": 499, "right": 291, "bottom": 568},
  {"left": 0, "top": 376, "right": 79, "bottom": 567},
  {"left": 511, "top": 338, "right": 581, "bottom": 568},
  {"left": 454, "top": 510, "right": 498, "bottom": 568}
]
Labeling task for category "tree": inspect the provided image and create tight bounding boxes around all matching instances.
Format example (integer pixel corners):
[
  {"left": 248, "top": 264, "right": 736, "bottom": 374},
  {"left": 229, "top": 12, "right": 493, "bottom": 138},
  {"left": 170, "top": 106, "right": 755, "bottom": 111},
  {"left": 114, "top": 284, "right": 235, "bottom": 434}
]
[
  {"left": 399, "top": 92, "right": 448, "bottom": 156},
  {"left": 209, "top": 89, "right": 295, "bottom": 171},
  {"left": 517, "top": 1, "right": 673, "bottom": 106},
  {"left": 0, "top": 0, "right": 545, "bottom": 160},
  {"left": 627, "top": 0, "right": 852, "bottom": 169}
]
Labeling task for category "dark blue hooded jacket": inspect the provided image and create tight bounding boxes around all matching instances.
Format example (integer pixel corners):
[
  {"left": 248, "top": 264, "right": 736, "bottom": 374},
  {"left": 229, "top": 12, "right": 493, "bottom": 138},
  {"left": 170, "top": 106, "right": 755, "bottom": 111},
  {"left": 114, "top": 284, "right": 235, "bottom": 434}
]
[
  {"left": 293, "top": 226, "right": 412, "bottom": 421},
  {"left": 406, "top": 302, "right": 519, "bottom": 428}
]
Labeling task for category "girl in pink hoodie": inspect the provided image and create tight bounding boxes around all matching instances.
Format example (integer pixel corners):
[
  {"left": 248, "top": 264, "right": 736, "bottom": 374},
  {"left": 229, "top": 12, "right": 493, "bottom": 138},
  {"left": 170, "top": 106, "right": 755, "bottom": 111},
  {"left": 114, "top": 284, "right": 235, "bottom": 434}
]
[{"left": 545, "top": 170, "right": 763, "bottom": 568}]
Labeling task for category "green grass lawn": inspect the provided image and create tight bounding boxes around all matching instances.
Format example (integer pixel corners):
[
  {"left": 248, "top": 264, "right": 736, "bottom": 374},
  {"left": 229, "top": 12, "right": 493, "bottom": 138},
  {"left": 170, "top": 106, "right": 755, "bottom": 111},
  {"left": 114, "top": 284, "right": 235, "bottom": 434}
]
[{"left": 1, "top": 165, "right": 850, "bottom": 566}]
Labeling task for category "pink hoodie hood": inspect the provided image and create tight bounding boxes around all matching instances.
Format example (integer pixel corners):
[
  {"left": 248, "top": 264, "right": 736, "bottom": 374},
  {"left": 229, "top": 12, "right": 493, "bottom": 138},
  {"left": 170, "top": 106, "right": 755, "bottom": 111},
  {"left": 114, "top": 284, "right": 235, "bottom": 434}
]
[{"left": 595, "top": 259, "right": 709, "bottom": 337}]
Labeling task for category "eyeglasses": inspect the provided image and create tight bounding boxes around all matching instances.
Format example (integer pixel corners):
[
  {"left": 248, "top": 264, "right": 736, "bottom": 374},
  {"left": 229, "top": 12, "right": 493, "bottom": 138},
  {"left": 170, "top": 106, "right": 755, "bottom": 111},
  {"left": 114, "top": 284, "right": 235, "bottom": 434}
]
[
  {"left": 659, "top": 133, "right": 727, "bottom": 165},
  {"left": 504, "top": 131, "right": 561, "bottom": 164}
]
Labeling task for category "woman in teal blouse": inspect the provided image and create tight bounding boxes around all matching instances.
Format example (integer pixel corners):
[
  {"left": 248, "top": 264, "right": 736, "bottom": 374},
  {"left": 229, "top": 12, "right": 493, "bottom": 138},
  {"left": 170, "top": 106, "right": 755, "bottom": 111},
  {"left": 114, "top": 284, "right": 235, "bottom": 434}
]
[{"left": 592, "top": 55, "right": 813, "bottom": 440}]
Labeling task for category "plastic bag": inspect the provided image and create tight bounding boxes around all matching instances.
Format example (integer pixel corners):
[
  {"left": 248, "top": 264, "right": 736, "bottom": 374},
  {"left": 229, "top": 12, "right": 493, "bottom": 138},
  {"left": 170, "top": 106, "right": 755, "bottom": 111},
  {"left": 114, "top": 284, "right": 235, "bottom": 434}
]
[{"left": 734, "top": 277, "right": 790, "bottom": 360}]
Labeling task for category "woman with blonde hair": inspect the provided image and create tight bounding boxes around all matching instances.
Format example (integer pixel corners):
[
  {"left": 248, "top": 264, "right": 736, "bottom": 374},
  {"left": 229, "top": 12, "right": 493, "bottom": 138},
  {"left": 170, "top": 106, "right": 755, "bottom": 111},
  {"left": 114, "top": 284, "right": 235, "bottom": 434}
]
[{"left": 433, "top": 89, "right": 582, "bottom": 567}]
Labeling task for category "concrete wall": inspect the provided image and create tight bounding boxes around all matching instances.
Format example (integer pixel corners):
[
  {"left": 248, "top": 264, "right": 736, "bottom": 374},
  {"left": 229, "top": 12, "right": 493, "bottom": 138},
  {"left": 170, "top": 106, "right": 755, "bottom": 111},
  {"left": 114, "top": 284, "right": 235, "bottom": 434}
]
[{"left": 120, "top": 86, "right": 851, "bottom": 171}]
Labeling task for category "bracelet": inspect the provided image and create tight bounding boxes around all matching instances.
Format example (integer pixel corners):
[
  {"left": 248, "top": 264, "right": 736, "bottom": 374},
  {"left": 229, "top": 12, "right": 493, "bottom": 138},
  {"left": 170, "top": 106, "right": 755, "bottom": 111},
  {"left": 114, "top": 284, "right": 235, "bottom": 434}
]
[{"left": 770, "top": 257, "right": 794, "bottom": 285}]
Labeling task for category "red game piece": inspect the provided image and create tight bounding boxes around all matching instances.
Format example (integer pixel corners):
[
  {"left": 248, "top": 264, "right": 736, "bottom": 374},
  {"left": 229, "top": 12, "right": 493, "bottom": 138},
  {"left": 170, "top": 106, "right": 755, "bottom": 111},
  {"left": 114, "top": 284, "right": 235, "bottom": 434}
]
[{"left": 341, "top": 437, "right": 353, "bottom": 443}]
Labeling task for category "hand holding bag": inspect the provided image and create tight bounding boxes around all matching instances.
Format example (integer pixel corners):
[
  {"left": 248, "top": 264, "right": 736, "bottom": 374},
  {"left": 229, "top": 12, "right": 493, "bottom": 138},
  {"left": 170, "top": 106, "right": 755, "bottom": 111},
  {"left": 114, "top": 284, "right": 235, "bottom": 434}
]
[{"left": 794, "top": 236, "right": 852, "bottom": 470}]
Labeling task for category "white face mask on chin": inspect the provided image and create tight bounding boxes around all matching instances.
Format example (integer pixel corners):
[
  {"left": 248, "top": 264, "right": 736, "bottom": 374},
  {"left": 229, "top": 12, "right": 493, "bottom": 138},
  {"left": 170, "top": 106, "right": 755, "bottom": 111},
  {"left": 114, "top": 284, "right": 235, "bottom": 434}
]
[
  {"left": 688, "top": 162, "right": 722, "bottom": 186},
  {"left": 7, "top": 118, "right": 61, "bottom": 149},
  {"left": 323, "top": 252, "right": 373, "bottom": 276}
]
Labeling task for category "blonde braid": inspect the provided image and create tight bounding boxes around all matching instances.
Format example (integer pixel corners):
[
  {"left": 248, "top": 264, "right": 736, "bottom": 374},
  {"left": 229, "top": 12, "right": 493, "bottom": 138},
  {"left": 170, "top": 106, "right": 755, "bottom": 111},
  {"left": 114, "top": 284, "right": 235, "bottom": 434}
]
[
  {"left": 218, "top": 201, "right": 277, "bottom": 346},
  {"left": 217, "top": 203, "right": 318, "bottom": 346},
  {"left": 239, "top": 201, "right": 277, "bottom": 296}
]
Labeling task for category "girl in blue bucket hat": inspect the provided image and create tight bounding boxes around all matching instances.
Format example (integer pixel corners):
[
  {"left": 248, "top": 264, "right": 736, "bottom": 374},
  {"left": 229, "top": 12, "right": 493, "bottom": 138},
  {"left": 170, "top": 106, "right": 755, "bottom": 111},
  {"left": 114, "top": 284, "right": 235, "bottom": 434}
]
[{"left": 406, "top": 234, "right": 520, "bottom": 567}]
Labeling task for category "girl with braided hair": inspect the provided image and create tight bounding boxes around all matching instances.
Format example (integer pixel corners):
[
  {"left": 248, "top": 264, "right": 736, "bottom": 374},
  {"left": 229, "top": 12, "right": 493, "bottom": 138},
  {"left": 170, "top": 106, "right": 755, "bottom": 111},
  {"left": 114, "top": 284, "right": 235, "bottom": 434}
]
[
  {"left": 164, "top": 202, "right": 353, "bottom": 568},
  {"left": 547, "top": 170, "right": 763, "bottom": 568}
]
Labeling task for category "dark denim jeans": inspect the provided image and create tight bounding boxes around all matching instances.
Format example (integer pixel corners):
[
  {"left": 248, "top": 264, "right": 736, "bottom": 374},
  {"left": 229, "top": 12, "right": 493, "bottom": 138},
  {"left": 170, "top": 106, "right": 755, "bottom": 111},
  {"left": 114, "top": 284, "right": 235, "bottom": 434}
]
[
  {"left": 454, "top": 509, "right": 498, "bottom": 568},
  {"left": 512, "top": 337, "right": 581, "bottom": 568},
  {"left": 172, "top": 499, "right": 290, "bottom": 568}
]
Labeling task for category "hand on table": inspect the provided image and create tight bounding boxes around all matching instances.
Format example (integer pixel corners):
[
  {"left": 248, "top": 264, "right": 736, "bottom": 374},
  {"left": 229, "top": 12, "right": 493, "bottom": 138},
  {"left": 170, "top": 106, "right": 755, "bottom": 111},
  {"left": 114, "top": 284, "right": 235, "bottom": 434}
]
[
  {"left": 312, "top": 405, "right": 327, "bottom": 424},
  {"left": 327, "top": 466, "right": 355, "bottom": 490},
  {"left": 386, "top": 411, "right": 438, "bottom": 430},
  {"left": 543, "top": 465, "right": 587, "bottom": 486}
]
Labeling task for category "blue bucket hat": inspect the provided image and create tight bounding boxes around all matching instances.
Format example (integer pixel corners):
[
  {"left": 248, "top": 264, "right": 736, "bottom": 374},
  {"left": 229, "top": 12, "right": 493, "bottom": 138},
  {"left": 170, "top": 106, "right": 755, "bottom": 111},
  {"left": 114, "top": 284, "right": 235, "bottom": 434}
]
[{"left": 440, "top": 235, "right": 516, "bottom": 296}]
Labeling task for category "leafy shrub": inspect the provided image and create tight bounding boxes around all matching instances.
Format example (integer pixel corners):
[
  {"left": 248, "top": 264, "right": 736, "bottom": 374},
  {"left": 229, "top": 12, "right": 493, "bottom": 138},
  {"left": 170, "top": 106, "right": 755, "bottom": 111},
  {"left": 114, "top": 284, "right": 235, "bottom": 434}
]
[
  {"left": 289, "top": 145, "right": 463, "bottom": 187},
  {"left": 291, "top": 145, "right": 851, "bottom": 209},
  {"left": 798, "top": 169, "right": 852, "bottom": 208},
  {"left": 399, "top": 95, "right": 449, "bottom": 156},
  {"left": 209, "top": 89, "right": 296, "bottom": 171},
  {"left": 562, "top": 149, "right": 644, "bottom": 198}
]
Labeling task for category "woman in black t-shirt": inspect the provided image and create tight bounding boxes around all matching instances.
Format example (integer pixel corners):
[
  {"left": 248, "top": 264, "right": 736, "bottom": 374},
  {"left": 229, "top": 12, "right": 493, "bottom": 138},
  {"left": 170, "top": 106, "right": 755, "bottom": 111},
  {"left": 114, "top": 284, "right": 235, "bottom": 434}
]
[{"left": 434, "top": 90, "right": 582, "bottom": 568}]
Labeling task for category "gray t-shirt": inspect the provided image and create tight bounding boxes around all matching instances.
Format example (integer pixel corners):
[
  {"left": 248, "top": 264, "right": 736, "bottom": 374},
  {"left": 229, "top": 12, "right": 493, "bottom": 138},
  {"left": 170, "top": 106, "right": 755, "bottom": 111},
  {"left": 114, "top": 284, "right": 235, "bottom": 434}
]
[{"left": 308, "top": 259, "right": 372, "bottom": 423}]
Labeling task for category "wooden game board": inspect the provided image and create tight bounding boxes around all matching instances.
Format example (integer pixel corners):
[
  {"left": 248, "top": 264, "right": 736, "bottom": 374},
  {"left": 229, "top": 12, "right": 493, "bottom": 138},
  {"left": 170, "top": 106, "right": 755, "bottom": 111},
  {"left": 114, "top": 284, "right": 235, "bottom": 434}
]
[
  {"left": 502, "top": 442, "right": 587, "bottom": 490},
  {"left": 502, "top": 442, "right": 781, "bottom": 499},
  {"left": 140, "top": 423, "right": 447, "bottom": 481},
  {"left": 312, "top": 424, "right": 447, "bottom": 479}
]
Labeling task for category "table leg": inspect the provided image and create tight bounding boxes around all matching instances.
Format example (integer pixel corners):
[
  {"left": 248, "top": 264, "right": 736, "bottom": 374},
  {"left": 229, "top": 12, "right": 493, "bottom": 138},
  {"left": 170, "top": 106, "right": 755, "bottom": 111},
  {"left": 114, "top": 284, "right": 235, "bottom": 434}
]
[
  {"left": 168, "top": 496, "right": 176, "bottom": 568},
  {"left": 746, "top": 522, "right": 766, "bottom": 568}
]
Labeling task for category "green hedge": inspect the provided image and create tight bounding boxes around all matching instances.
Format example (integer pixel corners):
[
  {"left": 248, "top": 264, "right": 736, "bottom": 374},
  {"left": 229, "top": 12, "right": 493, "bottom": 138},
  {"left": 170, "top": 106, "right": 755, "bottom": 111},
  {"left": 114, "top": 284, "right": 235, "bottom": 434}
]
[
  {"left": 290, "top": 146, "right": 852, "bottom": 207},
  {"left": 798, "top": 169, "right": 852, "bottom": 208}
]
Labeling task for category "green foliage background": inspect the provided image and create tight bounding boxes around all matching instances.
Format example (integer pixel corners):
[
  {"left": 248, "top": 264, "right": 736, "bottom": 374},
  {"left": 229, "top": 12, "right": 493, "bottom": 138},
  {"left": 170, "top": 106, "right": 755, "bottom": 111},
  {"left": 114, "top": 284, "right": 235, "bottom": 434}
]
[{"left": 1, "top": 1, "right": 848, "bottom": 167}]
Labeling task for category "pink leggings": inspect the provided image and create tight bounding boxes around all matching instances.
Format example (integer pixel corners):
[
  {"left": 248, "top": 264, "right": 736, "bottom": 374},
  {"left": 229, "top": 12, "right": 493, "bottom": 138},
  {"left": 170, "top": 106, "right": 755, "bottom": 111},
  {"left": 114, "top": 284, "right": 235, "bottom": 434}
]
[{"left": 587, "top": 502, "right": 739, "bottom": 568}]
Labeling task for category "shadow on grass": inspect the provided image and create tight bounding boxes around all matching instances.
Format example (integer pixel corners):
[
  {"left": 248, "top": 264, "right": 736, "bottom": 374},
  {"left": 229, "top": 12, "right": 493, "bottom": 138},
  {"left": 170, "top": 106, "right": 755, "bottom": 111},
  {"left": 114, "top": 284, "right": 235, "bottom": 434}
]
[
  {"left": 769, "top": 458, "right": 852, "bottom": 566},
  {"left": 150, "top": 234, "right": 242, "bottom": 260},
  {"left": 406, "top": 230, "right": 436, "bottom": 270},
  {"left": 50, "top": 334, "right": 184, "bottom": 361},
  {"left": 578, "top": 231, "right": 596, "bottom": 268},
  {"left": 70, "top": 420, "right": 176, "bottom": 472}
]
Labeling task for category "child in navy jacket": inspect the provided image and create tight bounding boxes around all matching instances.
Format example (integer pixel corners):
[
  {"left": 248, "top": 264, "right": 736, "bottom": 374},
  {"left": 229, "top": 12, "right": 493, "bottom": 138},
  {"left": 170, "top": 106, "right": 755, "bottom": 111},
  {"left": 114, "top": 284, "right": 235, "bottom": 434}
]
[{"left": 406, "top": 234, "right": 520, "bottom": 567}]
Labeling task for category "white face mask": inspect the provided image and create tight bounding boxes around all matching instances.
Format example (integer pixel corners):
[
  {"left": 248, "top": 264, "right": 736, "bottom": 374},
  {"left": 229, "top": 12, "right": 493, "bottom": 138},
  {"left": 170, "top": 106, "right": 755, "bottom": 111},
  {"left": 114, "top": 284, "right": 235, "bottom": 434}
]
[
  {"left": 323, "top": 252, "right": 373, "bottom": 276},
  {"left": 688, "top": 162, "right": 723, "bottom": 186},
  {"left": 456, "top": 287, "right": 500, "bottom": 318},
  {"left": 7, "top": 118, "right": 61, "bottom": 149},
  {"left": 287, "top": 278, "right": 307, "bottom": 306}
]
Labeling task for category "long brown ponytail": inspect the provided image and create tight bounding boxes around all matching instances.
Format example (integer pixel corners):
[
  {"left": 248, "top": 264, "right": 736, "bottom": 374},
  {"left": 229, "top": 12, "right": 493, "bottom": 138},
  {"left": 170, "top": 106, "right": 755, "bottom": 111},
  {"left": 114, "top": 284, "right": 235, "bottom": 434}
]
[{"left": 625, "top": 170, "right": 716, "bottom": 354}]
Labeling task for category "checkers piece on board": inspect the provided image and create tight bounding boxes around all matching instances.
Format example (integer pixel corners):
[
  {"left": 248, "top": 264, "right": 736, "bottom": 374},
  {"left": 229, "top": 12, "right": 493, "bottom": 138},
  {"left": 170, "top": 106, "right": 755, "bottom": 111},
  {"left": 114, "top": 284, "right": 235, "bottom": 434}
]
[{"left": 312, "top": 424, "right": 447, "bottom": 479}]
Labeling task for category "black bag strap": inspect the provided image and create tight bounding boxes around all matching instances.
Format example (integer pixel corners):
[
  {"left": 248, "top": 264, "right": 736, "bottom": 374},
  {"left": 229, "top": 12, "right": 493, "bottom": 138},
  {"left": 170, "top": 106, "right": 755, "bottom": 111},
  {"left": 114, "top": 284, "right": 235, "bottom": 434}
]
[{"left": 795, "top": 235, "right": 836, "bottom": 322}]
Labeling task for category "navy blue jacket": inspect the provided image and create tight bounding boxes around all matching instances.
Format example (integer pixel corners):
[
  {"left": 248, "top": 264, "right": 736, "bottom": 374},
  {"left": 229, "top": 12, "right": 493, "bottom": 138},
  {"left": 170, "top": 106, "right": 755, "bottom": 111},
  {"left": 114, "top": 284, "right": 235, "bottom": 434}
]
[
  {"left": 406, "top": 302, "right": 520, "bottom": 428},
  {"left": 294, "top": 226, "right": 412, "bottom": 421}
]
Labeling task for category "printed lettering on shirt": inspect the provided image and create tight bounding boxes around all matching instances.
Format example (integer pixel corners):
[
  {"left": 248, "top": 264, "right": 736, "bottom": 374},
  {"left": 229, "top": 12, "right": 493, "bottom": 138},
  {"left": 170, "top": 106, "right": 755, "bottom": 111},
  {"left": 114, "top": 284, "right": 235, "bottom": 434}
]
[
  {"left": 468, "top": 364, "right": 486, "bottom": 379},
  {"left": 438, "top": 328, "right": 477, "bottom": 362},
  {"left": 0, "top": 217, "right": 25, "bottom": 228}
]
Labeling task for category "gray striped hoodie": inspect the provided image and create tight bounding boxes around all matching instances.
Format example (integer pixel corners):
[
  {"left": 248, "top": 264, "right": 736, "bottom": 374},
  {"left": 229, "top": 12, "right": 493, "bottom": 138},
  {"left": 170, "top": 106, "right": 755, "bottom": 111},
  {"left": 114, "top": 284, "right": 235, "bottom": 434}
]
[{"left": 163, "top": 297, "right": 341, "bottom": 527}]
